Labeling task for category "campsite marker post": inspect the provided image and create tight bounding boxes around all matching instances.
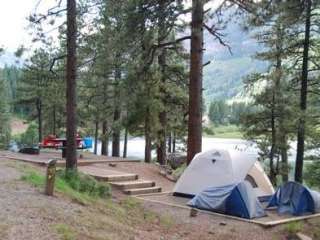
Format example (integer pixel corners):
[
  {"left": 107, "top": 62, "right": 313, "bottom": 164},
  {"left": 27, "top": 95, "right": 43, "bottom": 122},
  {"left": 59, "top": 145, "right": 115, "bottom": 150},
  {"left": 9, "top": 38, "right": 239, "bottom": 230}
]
[{"left": 45, "top": 158, "right": 58, "bottom": 196}]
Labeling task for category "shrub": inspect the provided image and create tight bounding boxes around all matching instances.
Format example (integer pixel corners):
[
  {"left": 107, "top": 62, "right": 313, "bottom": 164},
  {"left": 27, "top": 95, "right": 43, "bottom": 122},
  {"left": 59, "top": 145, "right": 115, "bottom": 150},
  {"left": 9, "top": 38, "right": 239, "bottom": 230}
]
[
  {"left": 21, "top": 167, "right": 111, "bottom": 204},
  {"left": 19, "top": 122, "right": 38, "bottom": 146},
  {"left": 56, "top": 169, "right": 111, "bottom": 198}
]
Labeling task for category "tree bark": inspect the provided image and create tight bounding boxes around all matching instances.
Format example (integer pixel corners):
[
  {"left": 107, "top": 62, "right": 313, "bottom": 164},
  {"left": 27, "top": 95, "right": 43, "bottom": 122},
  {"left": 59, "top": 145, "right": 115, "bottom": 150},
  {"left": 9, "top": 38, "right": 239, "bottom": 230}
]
[
  {"left": 36, "top": 98, "right": 42, "bottom": 144},
  {"left": 295, "top": 0, "right": 311, "bottom": 183},
  {"left": 145, "top": 108, "right": 152, "bottom": 163},
  {"left": 123, "top": 127, "right": 128, "bottom": 158},
  {"left": 52, "top": 105, "right": 56, "bottom": 135},
  {"left": 173, "top": 131, "right": 176, "bottom": 153},
  {"left": 101, "top": 120, "right": 109, "bottom": 156},
  {"left": 156, "top": 0, "right": 167, "bottom": 166},
  {"left": 65, "top": 0, "right": 77, "bottom": 170},
  {"left": 269, "top": 99, "right": 277, "bottom": 185},
  {"left": 275, "top": 23, "right": 289, "bottom": 183},
  {"left": 168, "top": 132, "right": 172, "bottom": 153},
  {"left": 112, "top": 67, "right": 121, "bottom": 157},
  {"left": 94, "top": 120, "right": 99, "bottom": 155},
  {"left": 187, "top": 0, "right": 204, "bottom": 165}
]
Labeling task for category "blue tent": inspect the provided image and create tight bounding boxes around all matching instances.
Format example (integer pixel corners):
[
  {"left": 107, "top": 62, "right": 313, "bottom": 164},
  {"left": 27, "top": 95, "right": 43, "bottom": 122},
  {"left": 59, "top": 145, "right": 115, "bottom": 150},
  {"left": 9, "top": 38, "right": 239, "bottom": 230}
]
[
  {"left": 267, "top": 181, "right": 320, "bottom": 216},
  {"left": 188, "top": 181, "right": 266, "bottom": 219}
]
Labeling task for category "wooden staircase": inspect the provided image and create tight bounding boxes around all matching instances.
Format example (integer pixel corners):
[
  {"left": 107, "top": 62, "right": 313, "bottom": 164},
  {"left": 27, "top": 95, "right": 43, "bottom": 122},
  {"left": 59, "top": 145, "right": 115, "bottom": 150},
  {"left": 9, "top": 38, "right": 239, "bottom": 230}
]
[{"left": 79, "top": 165, "right": 161, "bottom": 195}]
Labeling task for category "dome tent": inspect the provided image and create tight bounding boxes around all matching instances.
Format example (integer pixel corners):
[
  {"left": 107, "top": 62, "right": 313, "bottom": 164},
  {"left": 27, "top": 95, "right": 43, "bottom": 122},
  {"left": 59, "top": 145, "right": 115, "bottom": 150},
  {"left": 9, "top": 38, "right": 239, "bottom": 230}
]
[
  {"left": 188, "top": 181, "right": 266, "bottom": 219},
  {"left": 267, "top": 181, "right": 320, "bottom": 216},
  {"left": 173, "top": 149, "right": 274, "bottom": 199}
]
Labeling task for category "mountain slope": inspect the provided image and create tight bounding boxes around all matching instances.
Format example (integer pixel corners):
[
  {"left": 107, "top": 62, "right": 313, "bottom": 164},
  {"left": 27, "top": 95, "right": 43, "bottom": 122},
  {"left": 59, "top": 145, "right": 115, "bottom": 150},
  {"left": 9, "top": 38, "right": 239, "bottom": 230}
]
[{"left": 203, "top": 10, "right": 267, "bottom": 103}]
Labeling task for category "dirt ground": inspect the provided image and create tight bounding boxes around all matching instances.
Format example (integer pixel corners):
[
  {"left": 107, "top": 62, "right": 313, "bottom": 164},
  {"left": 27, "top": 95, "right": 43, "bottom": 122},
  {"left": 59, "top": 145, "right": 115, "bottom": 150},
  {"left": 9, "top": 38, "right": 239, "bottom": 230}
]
[{"left": 0, "top": 156, "right": 320, "bottom": 240}]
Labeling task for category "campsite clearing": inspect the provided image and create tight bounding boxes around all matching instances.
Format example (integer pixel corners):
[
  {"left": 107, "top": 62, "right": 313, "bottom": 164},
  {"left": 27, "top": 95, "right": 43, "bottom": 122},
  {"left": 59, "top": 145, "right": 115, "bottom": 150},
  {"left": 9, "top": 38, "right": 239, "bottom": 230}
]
[{"left": 1, "top": 151, "right": 320, "bottom": 239}]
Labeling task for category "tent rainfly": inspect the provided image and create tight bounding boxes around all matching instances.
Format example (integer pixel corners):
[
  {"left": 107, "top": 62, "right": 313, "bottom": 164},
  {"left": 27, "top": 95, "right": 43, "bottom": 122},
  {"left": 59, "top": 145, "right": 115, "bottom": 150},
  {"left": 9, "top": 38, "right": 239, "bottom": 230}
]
[
  {"left": 173, "top": 149, "right": 274, "bottom": 199},
  {"left": 267, "top": 181, "right": 320, "bottom": 216},
  {"left": 188, "top": 181, "right": 266, "bottom": 219}
]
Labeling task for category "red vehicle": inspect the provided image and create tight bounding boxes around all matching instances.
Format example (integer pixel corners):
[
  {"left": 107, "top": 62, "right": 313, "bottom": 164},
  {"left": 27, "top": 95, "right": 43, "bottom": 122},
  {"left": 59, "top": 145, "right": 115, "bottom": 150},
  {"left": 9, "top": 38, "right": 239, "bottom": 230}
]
[{"left": 40, "top": 134, "right": 83, "bottom": 149}]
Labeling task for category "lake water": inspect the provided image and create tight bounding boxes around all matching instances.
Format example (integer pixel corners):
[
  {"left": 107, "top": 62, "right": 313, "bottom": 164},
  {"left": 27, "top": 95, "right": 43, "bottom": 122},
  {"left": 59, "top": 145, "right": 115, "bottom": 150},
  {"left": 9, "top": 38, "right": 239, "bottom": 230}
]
[{"left": 90, "top": 137, "right": 298, "bottom": 162}]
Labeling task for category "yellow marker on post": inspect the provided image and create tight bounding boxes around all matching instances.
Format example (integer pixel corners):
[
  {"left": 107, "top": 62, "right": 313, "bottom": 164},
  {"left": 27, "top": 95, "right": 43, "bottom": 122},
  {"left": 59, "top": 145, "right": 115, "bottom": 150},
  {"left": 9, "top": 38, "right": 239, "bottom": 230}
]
[{"left": 45, "top": 158, "right": 58, "bottom": 196}]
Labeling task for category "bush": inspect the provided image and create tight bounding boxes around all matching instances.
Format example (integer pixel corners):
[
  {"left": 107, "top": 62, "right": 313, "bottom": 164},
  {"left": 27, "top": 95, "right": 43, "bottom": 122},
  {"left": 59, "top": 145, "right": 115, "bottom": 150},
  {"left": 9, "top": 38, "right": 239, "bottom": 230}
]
[
  {"left": 21, "top": 167, "right": 111, "bottom": 204},
  {"left": 19, "top": 122, "right": 38, "bottom": 146},
  {"left": 56, "top": 169, "right": 111, "bottom": 198}
]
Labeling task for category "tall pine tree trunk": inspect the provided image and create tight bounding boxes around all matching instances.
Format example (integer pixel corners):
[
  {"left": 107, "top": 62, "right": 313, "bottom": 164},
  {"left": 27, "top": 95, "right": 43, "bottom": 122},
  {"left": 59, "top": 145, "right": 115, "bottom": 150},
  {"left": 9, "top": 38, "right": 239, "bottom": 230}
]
[
  {"left": 123, "top": 127, "right": 128, "bottom": 158},
  {"left": 145, "top": 107, "right": 152, "bottom": 163},
  {"left": 281, "top": 137, "right": 289, "bottom": 182},
  {"left": 187, "top": 0, "right": 204, "bottom": 165},
  {"left": 112, "top": 67, "right": 121, "bottom": 157},
  {"left": 94, "top": 120, "right": 99, "bottom": 155},
  {"left": 52, "top": 105, "right": 56, "bottom": 135},
  {"left": 101, "top": 121, "right": 109, "bottom": 156},
  {"left": 168, "top": 132, "right": 172, "bottom": 153},
  {"left": 275, "top": 23, "right": 289, "bottom": 183},
  {"left": 65, "top": 0, "right": 77, "bottom": 170},
  {"left": 295, "top": 0, "right": 311, "bottom": 183},
  {"left": 156, "top": 0, "right": 167, "bottom": 165},
  {"left": 36, "top": 98, "right": 42, "bottom": 143},
  {"left": 269, "top": 100, "right": 277, "bottom": 185},
  {"left": 173, "top": 131, "right": 176, "bottom": 153}
]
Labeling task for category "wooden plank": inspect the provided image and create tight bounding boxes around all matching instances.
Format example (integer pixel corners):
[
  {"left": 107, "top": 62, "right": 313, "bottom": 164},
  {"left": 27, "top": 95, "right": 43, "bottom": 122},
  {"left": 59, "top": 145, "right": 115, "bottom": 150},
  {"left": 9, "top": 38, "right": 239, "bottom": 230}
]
[
  {"left": 135, "top": 194, "right": 320, "bottom": 227},
  {"left": 0, "top": 154, "right": 141, "bottom": 167},
  {"left": 262, "top": 213, "right": 320, "bottom": 227},
  {"left": 125, "top": 187, "right": 161, "bottom": 195},
  {"left": 101, "top": 174, "right": 138, "bottom": 182},
  {"left": 57, "top": 159, "right": 141, "bottom": 167},
  {"left": 110, "top": 180, "right": 155, "bottom": 190}
]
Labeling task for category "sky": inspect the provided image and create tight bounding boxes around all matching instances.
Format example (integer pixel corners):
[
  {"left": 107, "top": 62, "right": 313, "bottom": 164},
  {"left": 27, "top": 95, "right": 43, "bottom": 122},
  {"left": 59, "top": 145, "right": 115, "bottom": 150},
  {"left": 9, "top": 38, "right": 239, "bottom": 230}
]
[
  {"left": 0, "top": 0, "right": 60, "bottom": 53},
  {"left": 0, "top": 0, "right": 223, "bottom": 54},
  {"left": 0, "top": 0, "right": 37, "bottom": 51}
]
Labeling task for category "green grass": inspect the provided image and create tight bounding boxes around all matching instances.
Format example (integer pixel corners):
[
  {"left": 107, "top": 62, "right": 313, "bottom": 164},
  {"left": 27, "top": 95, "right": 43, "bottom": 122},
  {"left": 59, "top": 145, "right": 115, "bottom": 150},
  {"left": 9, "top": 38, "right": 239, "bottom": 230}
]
[
  {"left": 284, "top": 221, "right": 303, "bottom": 236},
  {"left": 203, "top": 124, "right": 243, "bottom": 139},
  {"left": 53, "top": 224, "right": 76, "bottom": 240},
  {"left": 172, "top": 163, "right": 187, "bottom": 180},
  {"left": 21, "top": 167, "right": 111, "bottom": 205}
]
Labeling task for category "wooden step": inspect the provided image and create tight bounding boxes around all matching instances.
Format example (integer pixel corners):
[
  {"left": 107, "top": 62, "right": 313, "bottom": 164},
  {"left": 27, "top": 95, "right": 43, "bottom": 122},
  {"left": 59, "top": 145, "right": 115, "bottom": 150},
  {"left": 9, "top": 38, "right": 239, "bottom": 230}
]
[
  {"left": 79, "top": 166, "right": 138, "bottom": 182},
  {"left": 124, "top": 186, "right": 162, "bottom": 195},
  {"left": 110, "top": 180, "right": 155, "bottom": 190},
  {"left": 96, "top": 174, "right": 138, "bottom": 182}
]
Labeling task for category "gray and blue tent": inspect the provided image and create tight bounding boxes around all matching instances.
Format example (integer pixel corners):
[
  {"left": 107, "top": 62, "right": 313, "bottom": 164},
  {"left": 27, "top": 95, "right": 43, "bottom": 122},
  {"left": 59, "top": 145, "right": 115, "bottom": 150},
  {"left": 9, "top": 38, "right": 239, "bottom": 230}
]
[
  {"left": 267, "top": 181, "right": 320, "bottom": 216},
  {"left": 188, "top": 181, "right": 266, "bottom": 219}
]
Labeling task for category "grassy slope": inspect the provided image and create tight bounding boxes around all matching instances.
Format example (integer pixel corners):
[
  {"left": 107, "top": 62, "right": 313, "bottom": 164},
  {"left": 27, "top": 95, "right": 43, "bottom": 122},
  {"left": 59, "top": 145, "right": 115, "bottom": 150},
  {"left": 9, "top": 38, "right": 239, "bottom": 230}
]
[{"left": 204, "top": 124, "right": 243, "bottom": 139}]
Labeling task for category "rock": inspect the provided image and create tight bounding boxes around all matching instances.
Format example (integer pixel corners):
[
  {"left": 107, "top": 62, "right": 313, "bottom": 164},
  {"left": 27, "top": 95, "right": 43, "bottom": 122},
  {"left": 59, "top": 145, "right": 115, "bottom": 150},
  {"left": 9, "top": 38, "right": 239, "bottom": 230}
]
[
  {"left": 167, "top": 153, "right": 187, "bottom": 169},
  {"left": 219, "top": 222, "right": 227, "bottom": 226},
  {"left": 296, "top": 233, "right": 312, "bottom": 240},
  {"left": 109, "top": 163, "right": 117, "bottom": 167},
  {"left": 190, "top": 208, "right": 198, "bottom": 217}
]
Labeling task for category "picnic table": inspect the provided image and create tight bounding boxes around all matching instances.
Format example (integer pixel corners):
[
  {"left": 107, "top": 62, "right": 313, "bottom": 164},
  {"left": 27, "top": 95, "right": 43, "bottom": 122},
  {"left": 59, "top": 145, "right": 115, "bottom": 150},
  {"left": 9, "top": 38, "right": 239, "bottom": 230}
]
[{"left": 40, "top": 136, "right": 90, "bottom": 158}]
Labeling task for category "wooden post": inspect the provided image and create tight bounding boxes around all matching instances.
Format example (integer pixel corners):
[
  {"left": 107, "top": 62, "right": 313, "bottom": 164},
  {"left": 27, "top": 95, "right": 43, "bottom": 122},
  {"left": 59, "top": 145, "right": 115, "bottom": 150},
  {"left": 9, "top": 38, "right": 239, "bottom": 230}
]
[{"left": 45, "top": 159, "right": 58, "bottom": 196}]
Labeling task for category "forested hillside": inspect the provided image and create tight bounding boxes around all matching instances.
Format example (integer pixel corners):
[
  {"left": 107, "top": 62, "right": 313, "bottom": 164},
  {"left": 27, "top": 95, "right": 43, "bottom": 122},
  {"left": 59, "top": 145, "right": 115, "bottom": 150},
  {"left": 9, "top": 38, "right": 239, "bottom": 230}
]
[{"left": 203, "top": 8, "right": 266, "bottom": 102}]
